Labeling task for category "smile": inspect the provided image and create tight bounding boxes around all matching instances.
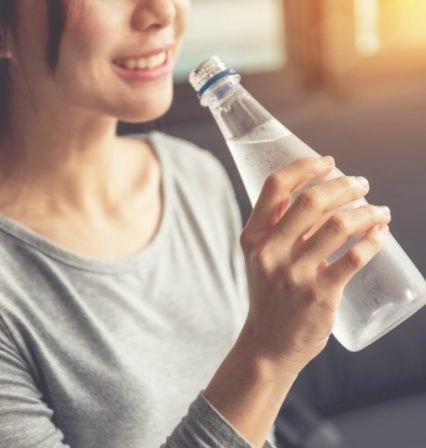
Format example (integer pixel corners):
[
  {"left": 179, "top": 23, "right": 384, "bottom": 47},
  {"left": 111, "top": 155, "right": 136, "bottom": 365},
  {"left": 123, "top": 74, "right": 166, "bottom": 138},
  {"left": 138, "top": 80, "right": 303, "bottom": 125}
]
[{"left": 113, "top": 51, "right": 167, "bottom": 71}]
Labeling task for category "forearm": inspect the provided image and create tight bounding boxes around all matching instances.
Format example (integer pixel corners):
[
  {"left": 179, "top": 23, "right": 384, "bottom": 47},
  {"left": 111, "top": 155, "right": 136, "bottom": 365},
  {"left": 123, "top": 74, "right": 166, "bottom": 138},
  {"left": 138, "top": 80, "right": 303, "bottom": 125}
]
[{"left": 203, "top": 322, "right": 299, "bottom": 448}]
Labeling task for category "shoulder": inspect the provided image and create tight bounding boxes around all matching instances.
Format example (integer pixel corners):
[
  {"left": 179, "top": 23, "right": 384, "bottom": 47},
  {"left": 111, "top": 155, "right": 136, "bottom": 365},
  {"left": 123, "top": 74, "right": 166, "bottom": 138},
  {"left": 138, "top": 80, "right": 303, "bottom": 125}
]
[
  {"left": 149, "top": 131, "right": 239, "bottom": 209},
  {"left": 147, "top": 131, "right": 230, "bottom": 188},
  {"left": 147, "top": 131, "right": 244, "bottom": 242}
]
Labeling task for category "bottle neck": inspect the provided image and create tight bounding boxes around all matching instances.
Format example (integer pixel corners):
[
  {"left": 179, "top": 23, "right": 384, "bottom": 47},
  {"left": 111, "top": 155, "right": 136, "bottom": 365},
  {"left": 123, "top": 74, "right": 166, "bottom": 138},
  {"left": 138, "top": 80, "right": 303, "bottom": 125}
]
[{"left": 199, "top": 74, "right": 275, "bottom": 141}]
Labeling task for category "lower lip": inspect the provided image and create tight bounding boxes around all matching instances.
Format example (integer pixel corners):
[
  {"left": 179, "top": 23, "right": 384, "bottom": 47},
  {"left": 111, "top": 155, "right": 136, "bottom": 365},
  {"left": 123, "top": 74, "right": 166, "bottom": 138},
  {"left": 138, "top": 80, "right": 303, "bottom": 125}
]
[{"left": 112, "top": 55, "right": 172, "bottom": 82}]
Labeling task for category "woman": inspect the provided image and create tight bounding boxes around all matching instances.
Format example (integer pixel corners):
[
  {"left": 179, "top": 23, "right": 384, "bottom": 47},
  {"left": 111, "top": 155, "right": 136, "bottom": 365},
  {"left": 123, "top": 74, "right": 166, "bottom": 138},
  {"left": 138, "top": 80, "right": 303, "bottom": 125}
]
[{"left": 0, "top": 1, "right": 391, "bottom": 447}]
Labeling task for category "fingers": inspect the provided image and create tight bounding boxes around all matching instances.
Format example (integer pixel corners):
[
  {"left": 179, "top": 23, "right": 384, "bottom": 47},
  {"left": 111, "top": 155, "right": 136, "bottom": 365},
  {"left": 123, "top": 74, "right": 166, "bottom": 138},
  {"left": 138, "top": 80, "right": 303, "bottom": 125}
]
[
  {"left": 319, "top": 223, "right": 390, "bottom": 289},
  {"left": 295, "top": 204, "right": 392, "bottom": 265},
  {"left": 272, "top": 175, "right": 370, "bottom": 243},
  {"left": 245, "top": 156, "right": 335, "bottom": 234}
]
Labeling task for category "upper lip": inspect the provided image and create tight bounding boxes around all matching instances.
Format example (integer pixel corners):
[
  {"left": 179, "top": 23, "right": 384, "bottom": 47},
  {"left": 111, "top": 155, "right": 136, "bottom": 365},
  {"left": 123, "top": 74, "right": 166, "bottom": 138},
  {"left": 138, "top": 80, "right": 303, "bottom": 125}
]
[{"left": 114, "top": 44, "right": 174, "bottom": 61}]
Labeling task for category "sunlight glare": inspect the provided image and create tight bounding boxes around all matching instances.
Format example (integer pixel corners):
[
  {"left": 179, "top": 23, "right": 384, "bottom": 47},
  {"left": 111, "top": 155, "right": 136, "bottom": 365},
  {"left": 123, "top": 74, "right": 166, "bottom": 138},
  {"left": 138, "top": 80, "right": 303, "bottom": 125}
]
[{"left": 355, "top": 0, "right": 381, "bottom": 56}]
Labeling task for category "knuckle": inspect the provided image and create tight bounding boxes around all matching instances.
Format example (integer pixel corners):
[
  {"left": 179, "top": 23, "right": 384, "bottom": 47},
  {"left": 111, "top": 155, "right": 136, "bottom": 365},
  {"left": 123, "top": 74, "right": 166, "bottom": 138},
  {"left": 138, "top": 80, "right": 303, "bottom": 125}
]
[
  {"left": 343, "top": 175, "right": 357, "bottom": 190},
  {"left": 302, "top": 285, "right": 336, "bottom": 314},
  {"left": 372, "top": 205, "right": 388, "bottom": 221},
  {"left": 296, "top": 189, "right": 323, "bottom": 211},
  {"left": 239, "top": 229, "right": 253, "bottom": 250},
  {"left": 282, "top": 267, "right": 300, "bottom": 290},
  {"left": 240, "top": 230, "right": 266, "bottom": 258},
  {"left": 367, "top": 204, "right": 380, "bottom": 219},
  {"left": 303, "top": 285, "right": 320, "bottom": 304},
  {"left": 325, "top": 213, "right": 351, "bottom": 236},
  {"left": 254, "top": 245, "right": 274, "bottom": 275},
  {"left": 291, "top": 157, "right": 319, "bottom": 176},
  {"left": 264, "top": 173, "right": 284, "bottom": 194},
  {"left": 316, "top": 296, "right": 337, "bottom": 316},
  {"left": 295, "top": 156, "right": 315, "bottom": 169},
  {"left": 345, "top": 248, "right": 366, "bottom": 271}
]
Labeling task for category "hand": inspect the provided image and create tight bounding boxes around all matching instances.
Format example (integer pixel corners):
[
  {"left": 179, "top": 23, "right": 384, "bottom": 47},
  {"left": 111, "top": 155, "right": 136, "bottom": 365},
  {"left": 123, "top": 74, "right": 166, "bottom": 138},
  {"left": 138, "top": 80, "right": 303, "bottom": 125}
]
[{"left": 239, "top": 156, "right": 391, "bottom": 374}]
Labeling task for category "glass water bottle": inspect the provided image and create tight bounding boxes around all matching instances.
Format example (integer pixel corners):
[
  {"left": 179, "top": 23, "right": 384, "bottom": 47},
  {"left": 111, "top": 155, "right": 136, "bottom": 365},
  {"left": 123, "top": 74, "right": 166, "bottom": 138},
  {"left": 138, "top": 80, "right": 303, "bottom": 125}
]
[{"left": 189, "top": 56, "right": 426, "bottom": 351}]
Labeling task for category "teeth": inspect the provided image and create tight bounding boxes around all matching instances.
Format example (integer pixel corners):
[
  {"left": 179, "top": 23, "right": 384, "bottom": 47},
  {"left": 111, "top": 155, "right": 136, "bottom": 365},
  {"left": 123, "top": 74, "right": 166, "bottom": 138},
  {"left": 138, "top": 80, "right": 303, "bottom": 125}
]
[
  {"left": 136, "top": 59, "right": 147, "bottom": 70},
  {"left": 115, "top": 51, "right": 167, "bottom": 70},
  {"left": 124, "top": 59, "right": 136, "bottom": 70}
]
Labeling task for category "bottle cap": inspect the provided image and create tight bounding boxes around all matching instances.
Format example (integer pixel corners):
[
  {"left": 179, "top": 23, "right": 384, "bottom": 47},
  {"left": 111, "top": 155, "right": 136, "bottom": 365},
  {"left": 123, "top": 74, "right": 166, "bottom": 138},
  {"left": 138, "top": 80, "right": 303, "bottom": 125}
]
[{"left": 189, "top": 56, "right": 237, "bottom": 98}]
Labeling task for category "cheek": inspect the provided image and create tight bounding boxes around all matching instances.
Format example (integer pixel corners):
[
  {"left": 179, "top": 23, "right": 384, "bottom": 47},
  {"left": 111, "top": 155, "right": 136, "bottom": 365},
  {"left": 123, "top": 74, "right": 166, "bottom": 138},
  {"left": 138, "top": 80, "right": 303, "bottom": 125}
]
[
  {"left": 54, "top": 6, "right": 124, "bottom": 102},
  {"left": 64, "top": 4, "right": 123, "bottom": 58},
  {"left": 175, "top": 0, "right": 191, "bottom": 36}
]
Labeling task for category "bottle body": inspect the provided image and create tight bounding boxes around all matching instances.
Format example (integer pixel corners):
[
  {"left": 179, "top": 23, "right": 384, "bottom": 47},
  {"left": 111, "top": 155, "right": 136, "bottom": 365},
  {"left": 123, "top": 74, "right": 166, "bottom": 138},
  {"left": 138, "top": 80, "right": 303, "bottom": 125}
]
[
  {"left": 190, "top": 59, "right": 426, "bottom": 351},
  {"left": 226, "top": 115, "right": 426, "bottom": 351}
]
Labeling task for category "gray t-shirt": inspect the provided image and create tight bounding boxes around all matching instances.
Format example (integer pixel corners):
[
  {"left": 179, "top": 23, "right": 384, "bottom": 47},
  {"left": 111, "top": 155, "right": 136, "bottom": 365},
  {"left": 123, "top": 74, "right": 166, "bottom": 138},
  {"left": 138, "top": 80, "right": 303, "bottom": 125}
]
[{"left": 0, "top": 132, "right": 275, "bottom": 447}]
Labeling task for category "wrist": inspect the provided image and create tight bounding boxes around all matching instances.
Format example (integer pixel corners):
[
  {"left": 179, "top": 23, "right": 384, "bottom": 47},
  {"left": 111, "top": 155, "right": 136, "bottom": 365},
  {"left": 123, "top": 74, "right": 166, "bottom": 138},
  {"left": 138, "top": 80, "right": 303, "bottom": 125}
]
[
  {"left": 205, "top": 320, "right": 300, "bottom": 402},
  {"left": 238, "top": 318, "right": 306, "bottom": 379},
  {"left": 203, "top": 321, "right": 300, "bottom": 448}
]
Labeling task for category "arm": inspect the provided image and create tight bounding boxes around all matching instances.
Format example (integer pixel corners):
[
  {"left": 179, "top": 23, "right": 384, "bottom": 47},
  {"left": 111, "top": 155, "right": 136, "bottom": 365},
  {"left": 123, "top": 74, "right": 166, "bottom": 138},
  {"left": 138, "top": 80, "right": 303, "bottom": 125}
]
[
  {"left": 202, "top": 156, "right": 390, "bottom": 447},
  {"left": 0, "top": 315, "right": 70, "bottom": 448},
  {"left": 0, "top": 313, "right": 272, "bottom": 448}
]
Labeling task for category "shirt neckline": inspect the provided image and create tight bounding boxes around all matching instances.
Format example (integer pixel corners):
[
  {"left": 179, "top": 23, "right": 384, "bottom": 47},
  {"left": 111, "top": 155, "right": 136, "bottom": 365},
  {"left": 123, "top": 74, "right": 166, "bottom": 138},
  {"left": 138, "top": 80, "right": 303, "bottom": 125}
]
[{"left": 0, "top": 131, "right": 171, "bottom": 275}]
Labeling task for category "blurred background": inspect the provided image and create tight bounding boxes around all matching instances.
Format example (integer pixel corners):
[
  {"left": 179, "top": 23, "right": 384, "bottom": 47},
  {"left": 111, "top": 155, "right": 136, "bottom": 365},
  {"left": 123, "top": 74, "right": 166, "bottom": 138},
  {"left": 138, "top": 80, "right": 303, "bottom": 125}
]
[{"left": 120, "top": 1, "right": 426, "bottom": 446}]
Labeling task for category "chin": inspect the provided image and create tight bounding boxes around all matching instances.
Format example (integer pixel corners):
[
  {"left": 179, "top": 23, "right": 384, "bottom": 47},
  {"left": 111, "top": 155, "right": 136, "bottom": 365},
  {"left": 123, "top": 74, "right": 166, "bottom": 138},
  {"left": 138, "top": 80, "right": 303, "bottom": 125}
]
[
  {"left": 114, "top": 85, "right": 174, "bottom": 123},
  {"left": 114, "top": 96, "right": 172, "bottom": 123}
]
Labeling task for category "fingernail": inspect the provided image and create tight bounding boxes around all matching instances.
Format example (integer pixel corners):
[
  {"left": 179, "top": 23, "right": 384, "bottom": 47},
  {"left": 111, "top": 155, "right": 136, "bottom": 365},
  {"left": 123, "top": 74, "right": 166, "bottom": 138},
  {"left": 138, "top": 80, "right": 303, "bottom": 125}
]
[
  {"left": 355, "top": 176, "right": 369, "bottom": 190},
  {"left": 377, "top": 206, "right": 391, "bottom": 219},
  {"left": 379, "top": 224, "right": 390, "bottom": 234},
  {"left": 322, "top": 156, "right": 335, "bottom": 166}
]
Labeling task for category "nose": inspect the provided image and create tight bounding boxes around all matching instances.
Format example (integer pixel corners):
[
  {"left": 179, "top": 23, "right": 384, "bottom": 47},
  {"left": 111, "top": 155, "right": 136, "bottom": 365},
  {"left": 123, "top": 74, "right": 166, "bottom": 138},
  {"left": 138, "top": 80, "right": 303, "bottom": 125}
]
[{"left": 132, "top": 0, "right": 177, "bottom": 31}]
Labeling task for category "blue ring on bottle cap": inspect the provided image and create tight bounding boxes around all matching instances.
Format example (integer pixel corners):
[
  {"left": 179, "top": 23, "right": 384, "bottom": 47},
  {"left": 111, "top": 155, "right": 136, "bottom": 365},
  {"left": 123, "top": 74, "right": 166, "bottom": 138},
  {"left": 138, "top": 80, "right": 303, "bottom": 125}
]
[{"left": 198, "top": 68, "right": 237, "bottom": 98}]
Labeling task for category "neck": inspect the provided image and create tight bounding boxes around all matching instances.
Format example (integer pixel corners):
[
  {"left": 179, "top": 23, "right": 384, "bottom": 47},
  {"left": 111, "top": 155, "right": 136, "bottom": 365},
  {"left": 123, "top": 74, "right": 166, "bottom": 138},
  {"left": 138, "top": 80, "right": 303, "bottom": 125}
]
[{"left": 0, "top": 90, "right": 151, "bottom": 219}]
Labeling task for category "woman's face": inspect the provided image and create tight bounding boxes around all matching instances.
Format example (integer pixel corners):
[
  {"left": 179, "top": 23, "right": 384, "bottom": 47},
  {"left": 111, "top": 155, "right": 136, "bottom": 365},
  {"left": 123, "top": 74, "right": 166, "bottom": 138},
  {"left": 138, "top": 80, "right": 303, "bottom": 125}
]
[{"left": 9, "top": 0, "right": 191, "bottom": 123}]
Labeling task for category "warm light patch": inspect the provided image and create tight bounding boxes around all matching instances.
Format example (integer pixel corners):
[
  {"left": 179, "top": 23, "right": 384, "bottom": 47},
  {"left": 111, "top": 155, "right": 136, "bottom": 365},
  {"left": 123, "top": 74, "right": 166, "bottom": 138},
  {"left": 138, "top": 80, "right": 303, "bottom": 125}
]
[
  {"left": 355, "top": 0, "right": 426, "bottom": 56},
  {"left": 355, "top": 0, "right": 381, "bottom": 56},
  {"left": 379, "top": 0, "right": 426, "bottom": 49}
]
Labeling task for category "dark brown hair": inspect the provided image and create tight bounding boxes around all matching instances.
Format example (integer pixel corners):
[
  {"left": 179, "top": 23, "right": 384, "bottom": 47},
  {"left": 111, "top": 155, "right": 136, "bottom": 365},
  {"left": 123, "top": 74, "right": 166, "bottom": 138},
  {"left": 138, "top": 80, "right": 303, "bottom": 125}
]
[{"left": 0, "top": 0, "right": 67, "bottom": 138}]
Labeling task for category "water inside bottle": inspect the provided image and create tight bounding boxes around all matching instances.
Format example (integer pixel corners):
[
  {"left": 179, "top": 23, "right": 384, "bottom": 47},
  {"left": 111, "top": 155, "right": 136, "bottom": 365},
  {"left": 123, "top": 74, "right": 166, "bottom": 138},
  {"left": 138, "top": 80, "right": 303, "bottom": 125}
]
[
  {"left": 226, "top": 119, "right": 313, "bottom": 205},
  {"left": 227, "top": 119, "right": 426, "bottom": 351}
]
